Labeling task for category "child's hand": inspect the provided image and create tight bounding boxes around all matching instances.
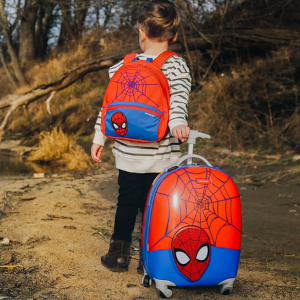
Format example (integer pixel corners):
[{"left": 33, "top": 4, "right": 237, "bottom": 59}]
[
  {"left": 172, "top": 125, "right": 190, "bottom": 142},
  {"left": 91, "top": 143, "right": 104, "bottom": 163}
]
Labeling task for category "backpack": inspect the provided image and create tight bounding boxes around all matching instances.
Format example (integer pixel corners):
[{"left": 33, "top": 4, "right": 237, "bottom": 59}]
[{"left": 101, "top": 51, "right": 178, "bottom": 143}]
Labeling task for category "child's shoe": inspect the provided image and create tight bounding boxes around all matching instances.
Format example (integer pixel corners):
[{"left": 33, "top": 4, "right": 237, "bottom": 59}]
[{"left": 101, "top": 238, "right": 131, "bottom": 272}]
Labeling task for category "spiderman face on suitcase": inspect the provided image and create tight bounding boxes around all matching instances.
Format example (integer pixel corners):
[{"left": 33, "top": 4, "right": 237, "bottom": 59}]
[
  {"left": 172, "top": 225, "right": 211, "bottom": 281},
  {"left": 141, "top": 163, "right": 242, "bottom": 298}
]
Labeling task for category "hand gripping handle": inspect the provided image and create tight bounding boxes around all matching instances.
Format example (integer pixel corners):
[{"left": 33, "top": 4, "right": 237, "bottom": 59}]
[{"left": 165, "top": 154, "right": 212, "bottom": 172}]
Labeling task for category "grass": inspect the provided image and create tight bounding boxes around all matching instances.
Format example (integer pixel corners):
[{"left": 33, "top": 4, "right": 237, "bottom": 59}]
[
  {"left": 188, "top": 48, "right": 300, "bottom": 151},
  {"left": 27, "top": 127, "right": 94, "bottom": 171},
  {"left": 91, "top": 227, "right": 111, "bottom": 236}
]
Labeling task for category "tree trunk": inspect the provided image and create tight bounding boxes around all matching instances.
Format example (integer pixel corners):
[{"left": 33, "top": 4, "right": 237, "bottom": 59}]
[
  {"left": 19, "top": 0, "right": 40, "bottom": 63},
  {"left": 58, "top": 0, "right": 76, "bottom": 41},
  {"left": 57, "top": 21, "right": 67, "bottom": 47},
  {"left": 74, "top": 1, "right": 90, "bottom": 37},
  {"left": 0, "top": 1, "right": 27, "bottom": 85},
  {"left": 102, "top": 5, "right": 112, "bottom": 32},
  {"left": 35, "top": 1, "right": 54, "bottom": 58},
  {"left": 0, "top": 45, "right": 18, "bottom": 89}
]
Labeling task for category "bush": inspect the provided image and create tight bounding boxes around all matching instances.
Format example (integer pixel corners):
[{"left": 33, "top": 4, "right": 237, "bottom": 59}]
[
  {"left": 27, "top": 127, "right": 93, "bottom": 170},
  {"left": 189, "top": 48, "right": 300, "bottom": 151}
]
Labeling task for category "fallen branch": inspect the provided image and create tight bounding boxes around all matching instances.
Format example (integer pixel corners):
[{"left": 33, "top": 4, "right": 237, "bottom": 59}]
[
  {"left": 45, "top": 91, "right": 57, "bottom": 115},
  {"left": 0, "top": 56, "right": 115, "bottom": 134},
  {"left": 19, "top": 197, "right": 36, "bottom": 201}
]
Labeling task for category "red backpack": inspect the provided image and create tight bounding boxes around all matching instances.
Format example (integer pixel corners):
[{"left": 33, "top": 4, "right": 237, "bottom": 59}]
[{"left": 101, "top": 51, "right": 178, "bottom": 142}]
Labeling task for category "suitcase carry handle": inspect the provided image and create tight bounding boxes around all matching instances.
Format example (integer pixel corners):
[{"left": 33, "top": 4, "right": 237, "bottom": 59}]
[{"left": 165, "top": 154, "right": 212, "bottom": 171}]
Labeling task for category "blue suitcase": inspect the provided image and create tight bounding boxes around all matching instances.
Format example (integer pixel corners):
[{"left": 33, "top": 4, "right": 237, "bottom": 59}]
[{"left": 141, "top": 131, "right": 242, "bottom": 298}]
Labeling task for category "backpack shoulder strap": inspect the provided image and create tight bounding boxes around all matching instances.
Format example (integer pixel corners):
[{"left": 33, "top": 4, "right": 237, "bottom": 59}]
[
  {"left": 123, "top": 53, "right": 137, "bottom": 64},
  {"left": 152, "top": 51, "right": 179, "bottom": 69}
]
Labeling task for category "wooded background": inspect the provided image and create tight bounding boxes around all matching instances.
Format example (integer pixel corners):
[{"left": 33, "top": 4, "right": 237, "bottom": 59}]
[{"left": 0, "top": 0, "right": 299, "bottom": 151}]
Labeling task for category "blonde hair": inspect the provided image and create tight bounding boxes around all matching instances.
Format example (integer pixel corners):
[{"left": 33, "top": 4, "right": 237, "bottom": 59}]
[{"left": 137, "top": 0, "right": 181, "bottom": 44}]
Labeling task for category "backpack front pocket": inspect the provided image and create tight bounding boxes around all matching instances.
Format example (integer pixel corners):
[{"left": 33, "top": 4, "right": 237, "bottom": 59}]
[{"left": 104, "top": 102, "right": 163, "bottom": 142}]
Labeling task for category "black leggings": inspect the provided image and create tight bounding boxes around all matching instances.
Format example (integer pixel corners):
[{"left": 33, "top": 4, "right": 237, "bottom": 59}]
[{"left": 112, "top": 170, "right": 159, "bottom": 242}]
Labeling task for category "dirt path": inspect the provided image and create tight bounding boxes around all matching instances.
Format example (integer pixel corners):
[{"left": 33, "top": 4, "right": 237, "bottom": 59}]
[{"left": 0, "top": 165, "right": 300, "bottom": 300}]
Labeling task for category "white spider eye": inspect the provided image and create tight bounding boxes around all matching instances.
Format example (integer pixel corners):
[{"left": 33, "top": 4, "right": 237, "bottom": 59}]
[
  {"left": 122, "top": 122, "right": 126, "bottom": 129},
  {"left": 196, "top": 243, "right": 209, "bottom": 262},
  {"left": 113, "top": 123, "right": 119, "bottom": 129},
  {"left": 175, "top": 250, "right": 190, "bottom": 265}
]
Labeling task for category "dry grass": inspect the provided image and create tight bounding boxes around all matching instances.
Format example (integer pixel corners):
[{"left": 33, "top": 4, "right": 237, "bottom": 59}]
[
  {"left": 0, "top": 32, "right": 108, "bottom": 97},
  {"left": 22, "top": 29, "right": 136, "bottom": 91},
  {"left": 0, "top": 67, "right": 14, "bottom": 97},
  {"left": 189, "top": 48, "right": 300, "bottom": 151},
  {"left": 27, "top": 127, "right": 93, "bottom": 171},
  {"left": 25, "top": 45, "right": 90, "bottom": 89},
  {"left": 4, "top": 70, "right": 106, "bottom": 141}
]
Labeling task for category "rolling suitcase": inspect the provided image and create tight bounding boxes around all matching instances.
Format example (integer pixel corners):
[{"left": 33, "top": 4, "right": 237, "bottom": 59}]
[{"left": 141, "top": 130, "right": 242, "bottom": 298}]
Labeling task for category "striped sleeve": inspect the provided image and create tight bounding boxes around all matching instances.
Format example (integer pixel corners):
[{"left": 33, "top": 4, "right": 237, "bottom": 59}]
[
  {"left": 162, "top": 57, "right": 191, "bottom": 134},
  {"left": 93, "top": 107, "right": 107, "bottom": 145},
  {"left": 108, "top": 59, "right": 124, "bottom": 79}
]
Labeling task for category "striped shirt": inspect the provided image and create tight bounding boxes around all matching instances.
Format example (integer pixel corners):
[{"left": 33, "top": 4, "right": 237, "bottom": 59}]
[{"left": 93, "top": 53, "right": 191, "bottom": 173}]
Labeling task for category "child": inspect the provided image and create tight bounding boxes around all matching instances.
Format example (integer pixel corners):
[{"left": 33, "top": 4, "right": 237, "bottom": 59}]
[{"left": 91, "top": 0, "right": 191, "bottom": 273}]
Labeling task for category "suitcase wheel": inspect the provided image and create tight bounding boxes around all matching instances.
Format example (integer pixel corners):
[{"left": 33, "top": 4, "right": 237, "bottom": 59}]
[
  {"left": 218, "top": 278, "right": 235, "bottom": 295},
  {"left": 219, "top": 284, "right": 233, "bottom": 295},
  {"left": 159, "top": 290, "right": 172, "bottom": 298},
  {"left": 157, "top": 287, "right": 172, "bottom": 298},
  {"left": 142, "top": 275, "right": 153, "bottom": 288},
  {"left": 222, "top": 289, "right": 231, "bottom": 295}
]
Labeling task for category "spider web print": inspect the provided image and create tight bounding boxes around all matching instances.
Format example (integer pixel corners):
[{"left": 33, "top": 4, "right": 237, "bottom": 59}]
[
  {"left": 112, "top": 70, "right": 160, "bottom": 107},
  {"left": 148, "top": 166, "right": 242, "bottom": 251}
]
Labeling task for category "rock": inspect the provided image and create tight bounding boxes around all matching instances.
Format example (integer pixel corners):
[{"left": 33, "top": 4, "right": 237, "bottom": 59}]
[
  {"left": 33, "top": 173, "right": 45, "bottom": 178},
  {"left": 1, "top": 238, "right": 10, "bottom": 245}
]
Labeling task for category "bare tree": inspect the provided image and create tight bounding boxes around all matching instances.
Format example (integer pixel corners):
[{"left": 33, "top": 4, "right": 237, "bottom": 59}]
[{"left": 0, "top": 0, "right": 27, "bottom": 85}]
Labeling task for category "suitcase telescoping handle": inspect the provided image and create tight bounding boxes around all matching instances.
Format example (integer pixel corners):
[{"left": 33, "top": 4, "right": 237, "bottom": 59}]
[
  {"left": 187, "top": 130, "right": 210, "bottom": 155},
  {"left": 187, "top": 130, "right": 211, "bottom": 165},
  {"left": 165, "top": 130, "right": 212, "bottom": 171}
]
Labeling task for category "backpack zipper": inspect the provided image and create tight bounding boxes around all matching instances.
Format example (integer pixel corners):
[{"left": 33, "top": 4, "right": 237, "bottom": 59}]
[{"left": 106, "top": 104, "right": 163, "bottom": 118}]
